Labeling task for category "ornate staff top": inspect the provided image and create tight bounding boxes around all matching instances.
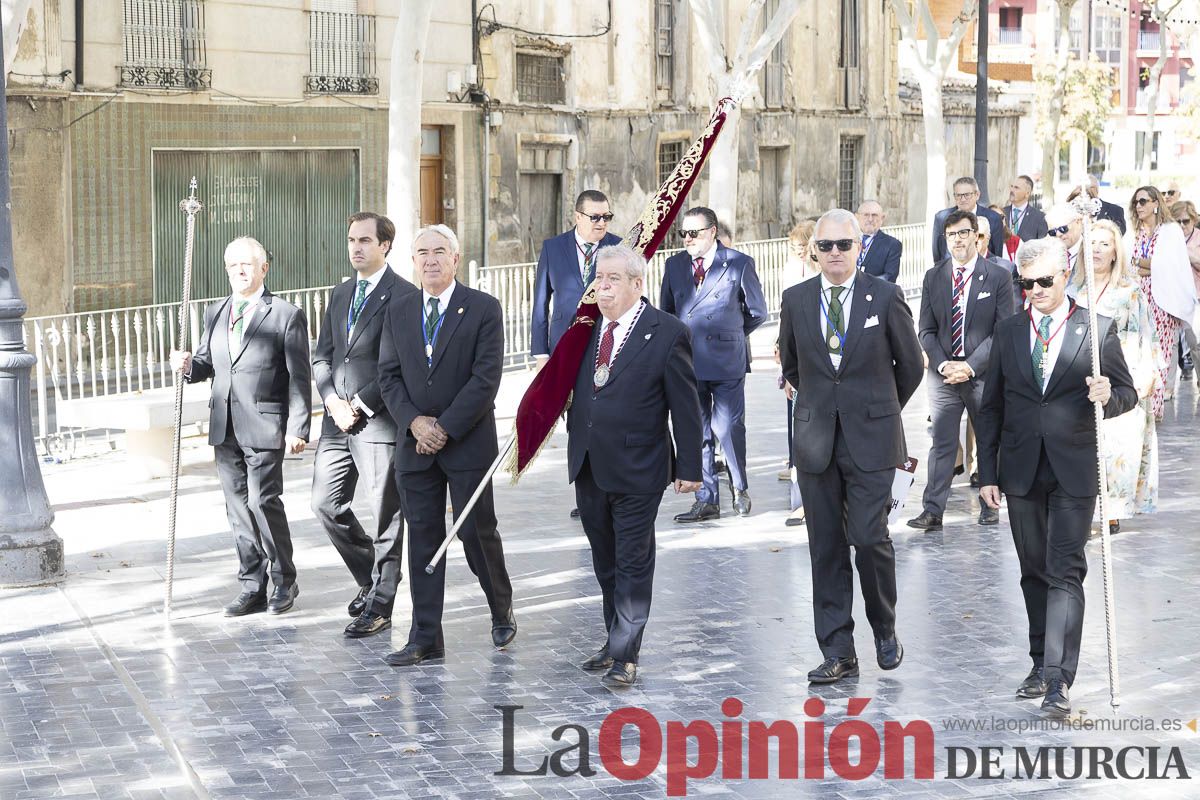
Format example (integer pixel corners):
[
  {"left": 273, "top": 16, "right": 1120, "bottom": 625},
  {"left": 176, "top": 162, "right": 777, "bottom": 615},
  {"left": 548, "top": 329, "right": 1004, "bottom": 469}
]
[
  {"left": 179, "top": 175, "right": 204, "bottom": 216},
  {"left": 1069, "top": 189, "right": 1101, "bottom": 222}
]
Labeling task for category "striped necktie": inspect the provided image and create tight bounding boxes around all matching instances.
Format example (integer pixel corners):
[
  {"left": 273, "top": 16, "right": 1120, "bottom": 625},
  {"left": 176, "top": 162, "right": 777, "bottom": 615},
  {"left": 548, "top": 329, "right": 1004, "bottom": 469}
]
[{"left": 951, "top": 267, "right": 966, "bottom": 357}]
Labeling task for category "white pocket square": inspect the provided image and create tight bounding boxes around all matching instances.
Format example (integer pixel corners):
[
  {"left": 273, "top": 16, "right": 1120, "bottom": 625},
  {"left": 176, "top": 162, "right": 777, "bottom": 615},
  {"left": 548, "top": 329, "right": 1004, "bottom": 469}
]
[
  {"left": 864, "top": 315, "right": 880, "bottom": 329},
  {"left": 978, "top": 291, "right": 992, "bottom": 300}
]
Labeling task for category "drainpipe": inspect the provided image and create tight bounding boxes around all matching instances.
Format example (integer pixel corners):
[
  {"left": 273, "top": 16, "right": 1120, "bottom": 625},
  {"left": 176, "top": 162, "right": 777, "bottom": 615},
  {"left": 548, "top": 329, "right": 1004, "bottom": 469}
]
[{"left": 74, "top": 0, "right": 83, "bottom": 88}]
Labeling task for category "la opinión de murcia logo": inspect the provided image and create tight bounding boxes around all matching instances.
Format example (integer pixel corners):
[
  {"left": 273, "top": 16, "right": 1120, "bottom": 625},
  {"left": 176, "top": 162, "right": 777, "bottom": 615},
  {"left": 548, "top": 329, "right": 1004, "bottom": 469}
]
[{"left": 497, "top": 699, "right": 1191, "bottom": 796}]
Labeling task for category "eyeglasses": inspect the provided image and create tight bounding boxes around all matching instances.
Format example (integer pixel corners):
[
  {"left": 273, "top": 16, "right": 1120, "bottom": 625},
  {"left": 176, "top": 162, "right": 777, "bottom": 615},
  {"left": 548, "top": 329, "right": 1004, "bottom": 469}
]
[
  {"left": 578, "top": 212, "right": 615, "bottom": 223},
  {"left": 1134, "top": 198, "right": 1153, "bottom": 207},
  {"left": 945, "top": 228, "right": 976, "bottom": 240},
  {"left": 814, "top": 239, "right": 855, "bottom": 252},
  {"left": 953, "top": 192, "right": 978, "bottom": 201},
  {"left": 1048, "top": 224, "right": 1071, "bottom": 237},
  {"left": 1014, "top": 272, "right": 1064, "bottom": 291},
  {"left": 678, "top": 226, "right": 714, "bottom": 240}
]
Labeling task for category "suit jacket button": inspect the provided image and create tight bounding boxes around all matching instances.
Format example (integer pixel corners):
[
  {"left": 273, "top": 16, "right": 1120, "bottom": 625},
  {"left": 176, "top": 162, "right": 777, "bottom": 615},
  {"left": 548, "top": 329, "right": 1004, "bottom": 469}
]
[
  {"left": 706, "top": 335, "right": 712, "bottom": 340},
  {"left": 426, "top": 379, "right": 433, "bottom": 386},
  {"left": 588, "top": 421, "right": 593, "bottom": 428},
  {"left": 1041, "top": 402, "right": 1048, "bottom": 407},
  {"left": 344, "top": 357, "right": 350, "bottom": 363}
]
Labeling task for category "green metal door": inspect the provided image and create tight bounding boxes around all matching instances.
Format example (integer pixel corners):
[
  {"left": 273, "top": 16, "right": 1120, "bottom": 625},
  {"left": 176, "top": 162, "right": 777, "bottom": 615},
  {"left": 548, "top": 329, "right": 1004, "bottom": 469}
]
[{"left": 153, "top": 149, "right": 360, "bottom": 302}]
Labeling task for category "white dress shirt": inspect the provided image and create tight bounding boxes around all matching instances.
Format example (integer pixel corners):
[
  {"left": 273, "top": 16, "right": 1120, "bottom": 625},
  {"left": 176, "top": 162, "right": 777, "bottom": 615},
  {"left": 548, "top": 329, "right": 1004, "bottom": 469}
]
[
  {"left": 1029, "top": 298, "right": 1073, "bottom": 392},
  {"left": 600, "top": 298, "right": 646, "bottom": 364},
  {"left": 576, "top": 232, "right": 601, "bottom": 280},
  {"left": 228, "top": 285, "right": 266, "bottom": 349},
  {"left": 937, "top": 255, "right": 978, "bottom": 376},
  {"left": 691, "top": 240, "right": 719, "bottom": 281},
  {"left": 818, "top": 273, "right": 855, "bottom": 370},
  {"left": 422, "top": 281, "right": 456, "bottom": 317},
  {"left": 331, "top": 268, "right": 389, "bottom": 416}
]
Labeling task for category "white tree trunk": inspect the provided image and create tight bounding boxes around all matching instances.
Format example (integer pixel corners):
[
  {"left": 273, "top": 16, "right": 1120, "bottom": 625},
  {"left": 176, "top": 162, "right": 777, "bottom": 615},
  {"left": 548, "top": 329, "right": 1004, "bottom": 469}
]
[
  {"left": 387, "top": 0, "right": 435, "bottom": 269},
  {"left": 916, "top": 73, "right": 947, "bottom": 224},
  {"left": 2, "top": 0, "right": 34, "bottom": 78},
  {"left": 1140, "top": 37, "right": 1169, "bottom": 180}
]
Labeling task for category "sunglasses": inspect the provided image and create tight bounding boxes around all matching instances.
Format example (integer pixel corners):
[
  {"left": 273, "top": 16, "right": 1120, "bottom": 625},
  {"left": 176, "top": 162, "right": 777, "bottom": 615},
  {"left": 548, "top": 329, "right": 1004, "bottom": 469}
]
[
  {"left": 678, "top": 226, "right": 714, "bottom": 240},
  {"left": 814, "top": 239, "right": 855, "bottom": 252},
  {"left": 1014, "top": 272, "right": 1063, "bottom": 291},
  {"left": 1048, "top": 224, "right": 1070, "bottom": 236},
  {"left": 1164, "top": 190, "right": 1179, "bottom": 197},
  {"left": 578, "top": 212, "right": 615, "bottom": 223},
  {"left": 1134, "top": 197, "right": 1154, "bottom": 207},
  {"left": 945, "top": 228, "right": 976, "bottom": 240}
]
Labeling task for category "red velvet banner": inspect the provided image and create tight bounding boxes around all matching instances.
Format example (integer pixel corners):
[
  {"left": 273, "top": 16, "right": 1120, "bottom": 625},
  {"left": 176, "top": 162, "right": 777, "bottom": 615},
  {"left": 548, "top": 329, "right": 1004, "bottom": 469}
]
[{"left": 505, "top": 99, "right": 736, "bottom": 481}]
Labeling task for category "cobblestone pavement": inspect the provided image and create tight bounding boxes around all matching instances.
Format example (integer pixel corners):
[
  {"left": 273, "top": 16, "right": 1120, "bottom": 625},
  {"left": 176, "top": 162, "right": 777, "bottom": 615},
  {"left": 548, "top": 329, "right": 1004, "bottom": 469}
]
[{"left": 3, "top": 323, "right": 1200, "bottom": 799}]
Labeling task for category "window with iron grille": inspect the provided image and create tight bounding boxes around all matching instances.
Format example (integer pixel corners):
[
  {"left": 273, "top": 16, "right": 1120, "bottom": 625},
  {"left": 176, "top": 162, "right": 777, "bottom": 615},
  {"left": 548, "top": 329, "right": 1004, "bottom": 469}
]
[
  {"left": 655, "top": 0, "right": 674, "bottom": 99},
  {"left": 837, "top": 136, "right": 862, "bottom": 212},
  {"left": 120, "top": 0, "right": 210, "bottom": 90},
  {"left": 516, "top": 52, "right": 566, "bottom": 104},
  {"left": 657, "top": 140, "right": 684, "bottom": 187},
  {"left": 306, "top": 9, "right": 378, "bottom": 94}
]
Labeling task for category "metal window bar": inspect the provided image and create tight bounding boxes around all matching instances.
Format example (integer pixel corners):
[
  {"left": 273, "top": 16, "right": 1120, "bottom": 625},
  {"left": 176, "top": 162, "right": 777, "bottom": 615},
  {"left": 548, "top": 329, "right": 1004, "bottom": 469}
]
[
  {"left": 657, "top": 141, "right": 684, "bottom": 187},
  {"left": 121, "top": 0, "right": 210, "bottom": 88},
  {"left": 516, "top": 53, "right": 565, "bottom": 104},
  {"left": 306, "top": 10, "right": 379, "bottom": 94},
  {"left": 838, "top": 137, "right": 861, "bottom": 212}
]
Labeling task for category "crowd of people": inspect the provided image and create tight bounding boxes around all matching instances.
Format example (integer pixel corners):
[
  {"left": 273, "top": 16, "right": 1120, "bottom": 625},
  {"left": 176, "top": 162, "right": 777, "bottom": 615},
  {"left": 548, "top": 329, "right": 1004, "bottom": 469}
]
[{"left": 164, "top": 175, "right": 1194, "bottom": 705}]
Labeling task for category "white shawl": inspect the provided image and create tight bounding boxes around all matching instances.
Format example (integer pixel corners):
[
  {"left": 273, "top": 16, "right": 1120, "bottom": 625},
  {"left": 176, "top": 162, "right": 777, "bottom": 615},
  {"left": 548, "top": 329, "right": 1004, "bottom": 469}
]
[{"left": 1126, "top": 222, "right": 1196, "bottom": 322}]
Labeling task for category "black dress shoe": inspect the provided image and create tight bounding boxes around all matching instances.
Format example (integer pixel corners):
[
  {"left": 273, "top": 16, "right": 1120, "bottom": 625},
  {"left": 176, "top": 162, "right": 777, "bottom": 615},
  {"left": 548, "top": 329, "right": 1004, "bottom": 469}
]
[
  {"left": 348, "top": 586, "right": 370, "bottom": 618},
  {"left": 1109, "top": 520, "right": 1120, "bottom": 535},
  {"left": 674, "top": 500, "right": 720, "bottom": 523},
  {"left": 570, "top": 507, "right": 581, "bottom": 519},
  {"left": 732, "top": 490, "right": 752, "bottom": 517},
  {"left": 580, "top": 646, "right": 614, "bottom": 672},
  {"left": 953, "top": 464, "right": 965, "bottom": 476},
  {"left": 875, "top": 636, "right": 903, "bottom": 670},
  {"left": 267, "top": 584, "right": 298, "bottom": 615},
  {"left": 906, "top": 511, "right": 943, "bottom": 531},
  {"left": 1015, "top": 666, "right": 1047, "bottom": 698},
  {"left": 224, "top": 591, "right": 267, "bottom": 617},
  {"left": 969, "top": 471, "right": 980, "bottom": 488},
  {"left": 1041, "top": 679, "right": 1070, "bottom": 715},
  {"left": 491, "top": 610, "right": 517, "bottom": 648},
  {"left": 344, "top": 611, "right": 391, "bottom": 639},
  {"left": 978, "top": 507, "right": 999, "bottom": 526},
  {"left": 601, "top": 661, "right": 637, "bottom": 688},
  {"left": 807, "top": 656, "right": 859, "bottom": 683},
  {"left": 384, "top": 642, "right": 445, "bottom": 667}
]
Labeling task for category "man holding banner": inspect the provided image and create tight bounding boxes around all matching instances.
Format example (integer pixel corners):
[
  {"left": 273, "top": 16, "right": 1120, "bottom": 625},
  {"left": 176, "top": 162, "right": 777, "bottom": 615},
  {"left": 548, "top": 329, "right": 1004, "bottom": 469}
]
[{"left": 778, "top": 209, "right": 923, "bottom": 685}]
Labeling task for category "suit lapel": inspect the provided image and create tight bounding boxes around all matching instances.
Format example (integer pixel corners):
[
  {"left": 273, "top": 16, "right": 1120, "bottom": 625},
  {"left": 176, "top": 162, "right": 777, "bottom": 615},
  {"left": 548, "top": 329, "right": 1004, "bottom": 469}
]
[
  {"left": 804, "top": 279, "right": 836, "bottom": 379},
  {"left": 211, "top": 296, "right": 233, "bottom": 369},
  {"left": 964, "top": 257, "right": 987, "bottom": 328},
  {"left": 1043, "top": 306, "right": 1087, "bottom": 396},
  {"left": 688, "top": 247, "right": 730, "bottom": 311},
  {"left": 347, "top": 270, "right": 395, "bottom": 350},
  {"left": 835, "top": 277, "right": 873, "bottom": 370},
  {"left": 563, "top": 234, "right": 586, "bottom": 290},
  {"left": 429, "top": 282, "right": 467, "bottom": 372},
  {"left": 232, "top": 292, "right": 273, "bottom": 364},
  {"left": 1010, "top": 311, "right": 1040, "bottom": 392}
]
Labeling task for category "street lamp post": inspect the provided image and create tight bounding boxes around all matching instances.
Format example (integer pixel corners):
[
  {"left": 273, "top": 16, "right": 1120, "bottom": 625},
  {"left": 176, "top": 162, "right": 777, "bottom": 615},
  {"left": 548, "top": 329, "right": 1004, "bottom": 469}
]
[
  {"left": 974, "top": 0, "right": 990, "bottom": 203},
  {"left": 0, "top": 18, "right": 65, "bottom": 587}
]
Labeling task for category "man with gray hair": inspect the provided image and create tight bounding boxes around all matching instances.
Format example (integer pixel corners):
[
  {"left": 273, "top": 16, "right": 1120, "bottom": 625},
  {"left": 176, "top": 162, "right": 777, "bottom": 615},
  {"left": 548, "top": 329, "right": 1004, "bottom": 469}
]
[
  {"left": 779, "top": 209, "right": 924, "bottom": 684},
  {"left": 932, "top": 177, "right": 1005, "bottom": 262},
  {"left": 976, "top": 235, "right": 1136, "bottom": 716},
  {"left": 170, "top": 236, "right": 312, "bottom": 616},
  {"left": 567, "top": 243, "right": 703, "bottom": 688}
]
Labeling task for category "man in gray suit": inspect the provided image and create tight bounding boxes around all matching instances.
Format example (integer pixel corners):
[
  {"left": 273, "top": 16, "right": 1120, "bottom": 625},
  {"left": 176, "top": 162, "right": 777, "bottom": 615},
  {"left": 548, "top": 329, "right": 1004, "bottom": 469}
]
[
  {"left": 311, "top": 212, "right": 418, "bottom": 639},
  {"left": 778, "top": 209, "right": 924, "bottom": 684},
  {"left": 1003, "top": 175, "right": 1049, "bottom": 242},
  {"left": 171, "top": 237, "right": 312, "bottom": 616}
]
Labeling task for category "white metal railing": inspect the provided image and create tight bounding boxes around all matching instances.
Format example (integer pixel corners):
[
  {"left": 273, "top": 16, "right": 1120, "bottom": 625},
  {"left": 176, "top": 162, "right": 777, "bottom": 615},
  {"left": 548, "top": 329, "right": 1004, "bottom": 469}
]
[
  {"left": 25, "top": 222, "right": 927, "bottom": 452},
  {"left": 1138, "top": 31, "right": 1161, "bottom": 52},
  {"left": 997, "top": 27, "right": 1023, "bottom": 45}
]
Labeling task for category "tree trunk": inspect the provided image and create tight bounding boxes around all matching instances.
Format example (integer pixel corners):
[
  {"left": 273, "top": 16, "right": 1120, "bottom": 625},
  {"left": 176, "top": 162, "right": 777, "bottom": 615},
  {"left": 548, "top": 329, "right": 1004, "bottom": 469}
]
[
  {"left": 386, "top": 0, "right": 435, "bottom": 268},
  {"left": 2, "top": 0, "right": 35, "bottom": 78},
  {"left": 706, "top": 77, "right": 741, "bottom": 230},
  {"left": 1039, "top": 1, "right": 1075, "bottom": 207},
  {"left": 916, "top": 72, "right": 947, "bottom": 224},
  {"left": 1140, "top": 36, "right": 1170, "bottom": 180}
]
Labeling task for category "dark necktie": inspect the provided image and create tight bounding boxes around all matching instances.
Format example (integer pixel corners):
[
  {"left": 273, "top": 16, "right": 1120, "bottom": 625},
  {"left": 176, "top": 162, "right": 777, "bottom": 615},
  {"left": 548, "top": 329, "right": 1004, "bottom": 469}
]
[
  {"left": 825, "top": 286, "right": 845, "bottom": 356},
  {"left": 951, "top": 266, "right": 966, "bottom": 357},
  {"left": 857, "top": 235, "right": 871, "bottom": 268},
  {"left": 597, "top": 320, "right": 618, "bottom": 367},
  {"left": 425, "top": 297, "right": 441, "bottom": 342},
  {"left": 693, "top": 257, "right": 705, "bottom": 287},
  {"left": 582, "top": 242, "right": 595, "bottom": 283},
  {"left": 348, "top": 279, "right": 369, "bottom": 334},
  {"left": 1032, "top": 315, "right": 1052, "bottom": 390},
  {"left": 231, "top": 300, "right": 250, "bottom": 351}
]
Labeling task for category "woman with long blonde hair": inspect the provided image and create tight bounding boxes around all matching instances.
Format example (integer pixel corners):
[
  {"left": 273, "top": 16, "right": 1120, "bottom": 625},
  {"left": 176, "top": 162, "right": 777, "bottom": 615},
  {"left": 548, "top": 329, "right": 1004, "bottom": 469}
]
[{"left": 1076, "top": 220, "right": 1163, "bottom": 533}]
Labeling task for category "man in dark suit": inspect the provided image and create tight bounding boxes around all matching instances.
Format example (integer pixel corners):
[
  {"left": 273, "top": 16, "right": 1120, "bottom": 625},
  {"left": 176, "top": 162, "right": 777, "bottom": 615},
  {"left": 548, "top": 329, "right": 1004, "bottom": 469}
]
[
  {"left": 530, "top": 189, "right": 622, "bottom": 369},
  {"left": 932, "top": 177, "right": 1005, "bottom": 262},
  {"left": 907, "top": 210, "right": 1014, "bottom": 533},
  {"left": 1088, "top": 174, "right": 1127, "bottom": 235},
  {"left": 778, "top": 209, "right": 924, "bottom": 684},
  {"left": 377, "top": 225, "right": 515, "bottom": 667},
  {"left": 660, "top": 206, "right": 767, "bottom": 521},
  {"left": 1003, "top": 175, "right": 1049, "bottom": 242},
  {"left": 311, "top": 212, "right": 419, "bottom": 639},
  {"left": 170, "top": 237, "right": 311, "bottom": 616},
  {"left": 855, "top": 200, "right": 903, "bottom": 282},
  {"left": 977, "top": 236, "right": 1136, "bottom": 717},
  {"left": 568, "top": 244, "right": 703, "bottom": 688}
]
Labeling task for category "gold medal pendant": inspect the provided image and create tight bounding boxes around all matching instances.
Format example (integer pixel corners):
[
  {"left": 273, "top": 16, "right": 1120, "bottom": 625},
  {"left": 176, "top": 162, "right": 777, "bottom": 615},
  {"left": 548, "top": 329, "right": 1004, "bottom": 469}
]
[
  {"left": 829, "top": 334, "right": 841, "bottom": 350},
  {"left": 594, "top": 363, "right": 610, "bottom": 387},
  {"left": 425, "top": 344, "right": 433, "bottom": 359}
]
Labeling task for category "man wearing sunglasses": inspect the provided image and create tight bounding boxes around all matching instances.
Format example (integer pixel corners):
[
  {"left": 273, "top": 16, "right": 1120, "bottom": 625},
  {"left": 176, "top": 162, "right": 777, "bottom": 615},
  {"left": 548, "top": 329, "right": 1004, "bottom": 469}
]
[
  {"left": 1043, "top": 205, "right": 1084, "bottom": 298},
  {"left": 976, "top": 236, "right": 1136, "bottom": 717},
  {"left": 932, "top": 177, "right": 1005, "bottom": 263},
  {"left": 908, "top": 211, "right": 1014, "bottom": 533},
  {"left": 661, "top": 207, "right": 768, "bottom": 521},
  {"left": 778, "top": 209, "right": 923, "bottom": 684},
  {"left": 531, "top": 190, "right": 622, "bottom": 519}
]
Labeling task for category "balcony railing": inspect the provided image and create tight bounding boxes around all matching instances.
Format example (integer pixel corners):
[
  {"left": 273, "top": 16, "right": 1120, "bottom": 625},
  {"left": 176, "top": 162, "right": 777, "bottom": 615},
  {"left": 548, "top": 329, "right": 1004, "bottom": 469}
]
[
  {"left": 119, "top": 0, "right": 210, "bottom": 90},
  {"left": 1139, "top": 30, "right": 1161, "bottom": 52},
  {"left": 997, "top": 27, "right": 1023, "bottom": 46},
  {"left": 306, "top": 11, "right": 379, "bottom": 95},
  {"left": 23, "top": 224, "right": 928, "bottom": 454}
]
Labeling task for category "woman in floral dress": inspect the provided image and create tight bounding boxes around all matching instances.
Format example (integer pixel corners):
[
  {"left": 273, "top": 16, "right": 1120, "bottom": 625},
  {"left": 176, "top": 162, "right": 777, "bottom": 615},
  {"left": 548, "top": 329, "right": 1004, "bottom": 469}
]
[{"left": 1077, "top": 221, "right": 1162, "bottom": 532}]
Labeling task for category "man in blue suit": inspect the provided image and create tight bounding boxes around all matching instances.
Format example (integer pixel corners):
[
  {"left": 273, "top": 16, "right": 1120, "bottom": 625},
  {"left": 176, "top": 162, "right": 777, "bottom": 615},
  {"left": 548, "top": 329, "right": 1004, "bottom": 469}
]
[
  {"left": 530, "top": 190, "right": 622, "bottom": 370},
  {"left": 660, "top": 206, "right": 768, "bottom": 521},
  {"left": 855, "top": 200, "right": 903, "bottom": 282},
  {"left": 932, "top": 177, "right": 1005, "bottom": 262}
]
